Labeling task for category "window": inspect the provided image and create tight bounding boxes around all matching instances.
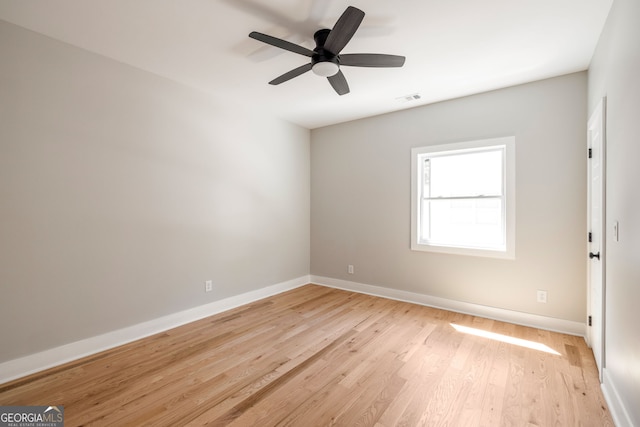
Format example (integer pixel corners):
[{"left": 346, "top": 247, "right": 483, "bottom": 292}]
[{"left": 411, "top": 136, "right": 515, "bottom": 258}]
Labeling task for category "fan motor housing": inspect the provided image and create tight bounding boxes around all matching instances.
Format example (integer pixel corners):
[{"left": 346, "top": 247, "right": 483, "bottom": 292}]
[
  {"left": 312, "top": 29, "right": 340, "bottom": 72},
  {"left": 311, "top": 52, "right": 339, "bottom": 67}
]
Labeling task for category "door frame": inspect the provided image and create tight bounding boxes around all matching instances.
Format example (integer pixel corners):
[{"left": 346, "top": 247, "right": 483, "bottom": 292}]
[{"left": 587, "top": 97, "right": 606, "bottom": 381}]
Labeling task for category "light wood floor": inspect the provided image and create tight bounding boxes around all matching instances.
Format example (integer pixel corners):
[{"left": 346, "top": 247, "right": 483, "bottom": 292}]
[{"left": 0, "top": 285, "right": 613, "bottom": 426}]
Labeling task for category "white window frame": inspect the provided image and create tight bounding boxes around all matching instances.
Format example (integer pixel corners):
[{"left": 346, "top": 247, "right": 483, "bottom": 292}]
[{"left": 411, "top": 136, "right": 516, "bottom": 259}]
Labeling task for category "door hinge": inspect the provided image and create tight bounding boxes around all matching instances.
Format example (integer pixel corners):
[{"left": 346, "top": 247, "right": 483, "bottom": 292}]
[
  {"left": 588, "top": 315, "right": 592, "bottom": 326},
  {"left": 588, "top": 232, "right": 592, "bottom": 243},
  {"left": 588, "top": 148, "right": 592, "bottom": 159}
]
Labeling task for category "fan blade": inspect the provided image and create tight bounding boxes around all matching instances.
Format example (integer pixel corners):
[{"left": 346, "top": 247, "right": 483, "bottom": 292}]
[
  {"left": 249, "top": 32, "right": 315, "bottom": 57},
  {"left": 327, "top": 70, "right": 350, "bottom": 95},
  {"left": 324, "top": 6, "right": 365, "bottom": 54},
  {"left": 269, "top": 63, "right": 313, "bottom": 85},
  {"left": 340, "top": 53, "right": 405, "bottom": 67}
]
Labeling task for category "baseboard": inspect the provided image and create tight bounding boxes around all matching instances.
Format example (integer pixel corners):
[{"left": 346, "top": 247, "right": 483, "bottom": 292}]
[
  {"left": 602, "top": 368, "right": 635, "bottom": 427},
  {"left": 311, "top": 275, "right": 586, "bottom": 337},
  {"left": 0, "top": 275, "right": 310, "bottom": 385}
]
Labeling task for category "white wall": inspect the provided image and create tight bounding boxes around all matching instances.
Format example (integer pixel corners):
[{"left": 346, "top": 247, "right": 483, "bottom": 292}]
[
  {"left": 311, "top": 73, "right": 587, "bottom": 323},
  {"left": 0, "top": 20, "right": 310, "bottom": 363},
  {"left": 588, "top": 0, "right": 640, "bottom": 424}
]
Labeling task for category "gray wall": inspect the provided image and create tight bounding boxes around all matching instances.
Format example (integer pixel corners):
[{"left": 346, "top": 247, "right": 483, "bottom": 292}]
[
  {"left": 588, "top": 0, "right": 640, "bottom": 424},
  {"left": 311, "top": 72, "right": 587, "bottom": 322},
  {"left": 0, "top": 21, "right": 310, "bottom": 363}
]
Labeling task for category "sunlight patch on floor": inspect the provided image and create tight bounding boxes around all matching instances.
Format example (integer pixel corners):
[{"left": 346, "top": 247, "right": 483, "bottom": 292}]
[{"left": 450, "top": 323, "right": 561, "bottom": 355}]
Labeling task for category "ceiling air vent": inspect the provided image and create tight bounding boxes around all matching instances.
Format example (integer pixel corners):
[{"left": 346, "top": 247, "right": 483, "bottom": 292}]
[{"left": 396, "top": 93, "right": 422, "bottom": 103}]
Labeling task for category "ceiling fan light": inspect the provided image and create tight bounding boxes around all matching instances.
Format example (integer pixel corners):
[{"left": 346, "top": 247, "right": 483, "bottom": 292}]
[{"left": 312, "top": 61, "right": 340, "bottom": 77}]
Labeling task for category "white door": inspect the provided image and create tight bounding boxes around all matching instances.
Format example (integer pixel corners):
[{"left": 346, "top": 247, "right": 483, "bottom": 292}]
[{"left": 587, "top": 97, "right": 606, "bottom": 381}]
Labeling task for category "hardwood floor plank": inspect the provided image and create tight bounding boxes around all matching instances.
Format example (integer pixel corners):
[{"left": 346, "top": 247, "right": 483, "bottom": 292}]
[
  {"left": 0, "top": 285, "right": 613, "bottom": 426},
  {"left": 478, "top": 341, "right": 509, "bottom": 426}
]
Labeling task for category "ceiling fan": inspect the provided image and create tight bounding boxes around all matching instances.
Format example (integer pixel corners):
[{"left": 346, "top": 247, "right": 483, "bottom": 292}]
[{"left": 249, "top": 6, "right": 405, "bottom": 95}]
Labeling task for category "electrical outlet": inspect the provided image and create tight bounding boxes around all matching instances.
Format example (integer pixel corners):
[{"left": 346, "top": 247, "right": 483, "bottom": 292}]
[
  {"left": 205, "top": 280, "right": 213, "bottom": 292},
  {"left": 537, "top": 290, "right": 547, "bottom": 303},
  {"left": 348, "top": 265, "right": 354, "bottom": 274}
]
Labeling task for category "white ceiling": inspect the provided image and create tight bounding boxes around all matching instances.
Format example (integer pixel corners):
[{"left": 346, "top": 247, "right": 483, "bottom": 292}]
[{"left": 0, "top": 0, "right": 612, "bottom": 129}]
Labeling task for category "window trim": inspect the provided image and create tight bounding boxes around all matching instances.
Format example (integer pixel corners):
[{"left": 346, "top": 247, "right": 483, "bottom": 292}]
[{"left": 411, "top": 136, "right": 516, "bottom": 259}]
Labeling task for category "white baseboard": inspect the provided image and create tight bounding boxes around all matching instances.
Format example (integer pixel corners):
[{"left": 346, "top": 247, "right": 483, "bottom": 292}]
[
  {"left": 311, "top": 275, "right": 586, "bottom": 337},
  {"left": 602, "top": 368, "right": 635, "bottom": 427},
  {"left": 0, "top": 275, "right": 310, "bottom": 385}
]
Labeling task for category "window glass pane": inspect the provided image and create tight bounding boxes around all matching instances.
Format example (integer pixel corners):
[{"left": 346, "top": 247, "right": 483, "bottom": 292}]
[
  {"left": 421, "top": 198, "right": 504, "bottom": 249},
  {"left": 427, "top": 150, "right": 503, "bottom": 198},
  {"left": 411, "top": 136, "right": 514, "bottom": 258}
]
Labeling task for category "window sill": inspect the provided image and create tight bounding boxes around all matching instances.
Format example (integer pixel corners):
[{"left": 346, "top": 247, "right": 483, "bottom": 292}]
[{"left": 410, "top": 242, "right": 515, "bottom": 259}]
